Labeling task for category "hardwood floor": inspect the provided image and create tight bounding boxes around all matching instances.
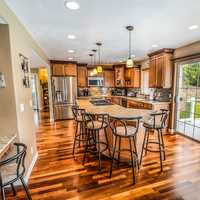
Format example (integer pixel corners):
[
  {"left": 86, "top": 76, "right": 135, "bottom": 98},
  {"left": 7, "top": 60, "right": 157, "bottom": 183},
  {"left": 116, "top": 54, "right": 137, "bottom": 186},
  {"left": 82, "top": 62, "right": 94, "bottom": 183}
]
[{"left": 6, "top": 111, "right": 200, "bottom": 200}]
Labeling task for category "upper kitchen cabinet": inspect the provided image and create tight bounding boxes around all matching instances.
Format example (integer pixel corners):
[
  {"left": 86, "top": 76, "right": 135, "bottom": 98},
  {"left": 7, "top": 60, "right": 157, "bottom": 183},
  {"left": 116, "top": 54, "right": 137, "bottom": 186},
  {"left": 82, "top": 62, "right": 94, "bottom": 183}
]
[
  {"left": 124, "top": 68, "right": 140, "bottom": 88},
  {"left": 148, "top": 48, "right": 174, "bottom": 88},
  {"left": 77, "top": 65, "right": 87, "bottom": 87},
  {"left": 104, "top": 70, "right": 114, "bottom": 87},
  {"left": 114, "top": 65, "right": 125, "bottom": 87},
  {"left": 51, "top": 61, "right": 77, "bottom": 76}
]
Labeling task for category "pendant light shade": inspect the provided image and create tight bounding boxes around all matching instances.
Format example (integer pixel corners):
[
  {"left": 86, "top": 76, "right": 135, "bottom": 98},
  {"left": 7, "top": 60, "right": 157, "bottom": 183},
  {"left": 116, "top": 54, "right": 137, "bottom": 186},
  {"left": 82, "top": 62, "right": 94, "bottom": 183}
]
[
  {"left": 96, "top": 42, "right": 103, "bottom": 73},
  {"left": 89, "top": 54, "right": 97, "bottom": 76},
  {"left": 126, "top": 26, "right": 134, "bottom": 68}
]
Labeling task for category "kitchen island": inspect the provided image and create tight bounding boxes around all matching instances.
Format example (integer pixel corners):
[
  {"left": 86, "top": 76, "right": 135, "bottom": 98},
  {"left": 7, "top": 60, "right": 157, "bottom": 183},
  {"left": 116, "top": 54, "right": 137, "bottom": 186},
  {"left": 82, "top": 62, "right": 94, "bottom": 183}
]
[{"left": 76, "top": 99, "right": 151, "bottom": 159}]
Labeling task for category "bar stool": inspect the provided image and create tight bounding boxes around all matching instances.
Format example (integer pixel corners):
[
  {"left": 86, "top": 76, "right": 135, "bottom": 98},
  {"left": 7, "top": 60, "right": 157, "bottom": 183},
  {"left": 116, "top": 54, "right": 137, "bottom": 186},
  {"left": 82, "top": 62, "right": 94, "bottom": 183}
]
[
  {"left": 71, "top": 106, "right": 87, "bottom": 156},
  {"left": 82, "top": 113, "right": 111, "bottom": 171},
  {"left": 0, "top": 143, "right": 32, "bottom": 200},
  {"left": 140, "top": 109, "right": 169, "bottom": 172},
  {"left": 109, "top": 116, "right": 142, "bottom": 184}
]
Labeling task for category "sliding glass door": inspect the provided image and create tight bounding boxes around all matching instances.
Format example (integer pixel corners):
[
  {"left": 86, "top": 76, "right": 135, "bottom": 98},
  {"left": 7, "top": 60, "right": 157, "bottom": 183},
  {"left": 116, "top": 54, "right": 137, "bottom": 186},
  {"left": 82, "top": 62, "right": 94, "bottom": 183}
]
[{"left": 175, "top": 61, "right": 200, "bottom": 141}]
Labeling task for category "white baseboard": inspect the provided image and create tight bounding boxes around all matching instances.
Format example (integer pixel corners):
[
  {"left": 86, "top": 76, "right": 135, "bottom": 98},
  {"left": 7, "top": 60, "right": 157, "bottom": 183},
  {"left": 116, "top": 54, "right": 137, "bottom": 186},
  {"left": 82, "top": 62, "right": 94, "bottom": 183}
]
[{"left": 25, "top": 152, "right": 38, "bottom": 183}]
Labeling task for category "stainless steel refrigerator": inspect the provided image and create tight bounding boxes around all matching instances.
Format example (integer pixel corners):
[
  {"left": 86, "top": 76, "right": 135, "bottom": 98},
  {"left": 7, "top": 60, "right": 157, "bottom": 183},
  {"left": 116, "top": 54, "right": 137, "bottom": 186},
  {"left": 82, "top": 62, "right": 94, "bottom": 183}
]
[{"left": 52, "top": 76, "right": 77, "bottom": 120}]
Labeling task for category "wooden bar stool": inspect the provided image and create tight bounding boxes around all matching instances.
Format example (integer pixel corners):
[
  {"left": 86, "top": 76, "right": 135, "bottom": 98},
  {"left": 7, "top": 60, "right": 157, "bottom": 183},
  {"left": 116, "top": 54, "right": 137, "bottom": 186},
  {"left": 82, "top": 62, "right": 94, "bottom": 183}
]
[
  {"left": 82, "top": 113, "right": 111, "bottom": 171},
  {"left": 140, "top": 109, "right": 169, "bottom": 172},
  {"left": 0, "top": 143, "right": 32, "bottom": 200},
  {"left": 71, "top": 106, "right": 88, "bottom": 156},
  {"left": 109, "top": 116, "right": 142, "bottom": 184}
]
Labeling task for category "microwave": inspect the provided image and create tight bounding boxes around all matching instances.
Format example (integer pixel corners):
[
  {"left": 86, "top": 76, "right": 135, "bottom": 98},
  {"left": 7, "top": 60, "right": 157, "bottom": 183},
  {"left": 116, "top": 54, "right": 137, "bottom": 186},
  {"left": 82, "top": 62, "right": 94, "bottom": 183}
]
[{"left": 88, "top": 77, "right": 104, "bottom": 87}]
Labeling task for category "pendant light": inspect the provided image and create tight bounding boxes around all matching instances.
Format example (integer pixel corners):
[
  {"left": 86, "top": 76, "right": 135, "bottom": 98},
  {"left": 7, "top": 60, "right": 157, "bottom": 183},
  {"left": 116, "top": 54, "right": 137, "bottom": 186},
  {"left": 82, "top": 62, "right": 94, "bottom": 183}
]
[
  {"left": 96, "top": 42, "right": 103, "bottom": 73},
  {"left": 89, "top": 54, "right": 96, "bottom": 76},
  {"left": 126, "top": 26, "right": 134, "bottom": 68}
]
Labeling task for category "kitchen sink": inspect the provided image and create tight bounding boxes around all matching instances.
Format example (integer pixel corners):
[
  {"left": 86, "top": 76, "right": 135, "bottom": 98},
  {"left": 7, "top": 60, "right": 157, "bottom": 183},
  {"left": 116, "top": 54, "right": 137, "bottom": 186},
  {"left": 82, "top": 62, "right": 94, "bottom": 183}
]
[{"left": 90, "top": 99, "right": 113, "bottom": 106}]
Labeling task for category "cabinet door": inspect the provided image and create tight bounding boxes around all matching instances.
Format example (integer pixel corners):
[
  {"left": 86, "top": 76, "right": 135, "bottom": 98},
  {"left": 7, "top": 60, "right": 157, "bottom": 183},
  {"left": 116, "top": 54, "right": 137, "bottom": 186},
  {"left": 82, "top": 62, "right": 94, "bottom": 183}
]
[
  {"left": 149, "top": 57, "right": 157, "bottom": 88},
  {"left": 111, "top": 97, "right": 121, "bottom": 105},
  {"left": 52, "top": 64, "right": 65, "bottom": 76},
  {"left": 78, "top": 67, "right": 87, "bottom": 87},
  {"left": 64, "top": 63, "right": 77, "bottom": 76},
  {"left": 156, "top": 55, "right": 164, "bottom": 88},
  {"left": 115, "top": 67, "right": 124, "bottom": 87},
  {"left": 132, "top": 68, "right": 140, "bottom": 88},
  {"left": 104, "top": 70, "right": 114, "bottom": 87}
]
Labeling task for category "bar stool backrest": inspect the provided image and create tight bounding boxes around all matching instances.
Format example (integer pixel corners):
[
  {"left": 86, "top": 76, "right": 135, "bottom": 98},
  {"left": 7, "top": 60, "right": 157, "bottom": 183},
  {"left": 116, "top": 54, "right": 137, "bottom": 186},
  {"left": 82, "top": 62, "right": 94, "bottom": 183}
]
[
  {"left": 72, "top": 106, "right": 86, "bottom": 122},
  {"left": 150, "top": 109, "right": 169, "bottom": 129},
  {"left": 0, "top": 143, "right": 27, "bottom": 185},
  {"left": 84, "top": 113, "right": 109, "bottom": 130},
  {"left": 110, "top": 117, "right": 142, "bottom": 137}
]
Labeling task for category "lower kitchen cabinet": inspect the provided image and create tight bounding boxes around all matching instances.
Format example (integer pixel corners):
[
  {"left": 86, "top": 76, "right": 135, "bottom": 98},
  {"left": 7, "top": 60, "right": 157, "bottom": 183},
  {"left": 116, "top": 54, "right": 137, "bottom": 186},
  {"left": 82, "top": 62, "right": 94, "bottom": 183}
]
[
  {"left": 127, "top": 100, "right": 152, "bottom": 110},
  {"left": 110, "top": 96, "right": 122, "bottom": 105}
]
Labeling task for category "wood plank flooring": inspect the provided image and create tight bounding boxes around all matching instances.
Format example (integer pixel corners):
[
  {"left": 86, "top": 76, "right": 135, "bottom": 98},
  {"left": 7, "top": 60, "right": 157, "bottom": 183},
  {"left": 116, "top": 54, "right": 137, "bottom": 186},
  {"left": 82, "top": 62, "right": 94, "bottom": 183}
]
[{"left": 6, "top": 111, "right": 200, "bottom": 200}]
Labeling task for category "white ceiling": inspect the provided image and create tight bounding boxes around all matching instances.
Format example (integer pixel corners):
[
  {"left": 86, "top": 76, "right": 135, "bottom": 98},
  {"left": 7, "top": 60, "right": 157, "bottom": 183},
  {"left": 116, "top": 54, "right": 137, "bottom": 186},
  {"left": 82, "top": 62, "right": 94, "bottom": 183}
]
[{"left": 6, "top": 0, "right": 200, "bottom": 64}]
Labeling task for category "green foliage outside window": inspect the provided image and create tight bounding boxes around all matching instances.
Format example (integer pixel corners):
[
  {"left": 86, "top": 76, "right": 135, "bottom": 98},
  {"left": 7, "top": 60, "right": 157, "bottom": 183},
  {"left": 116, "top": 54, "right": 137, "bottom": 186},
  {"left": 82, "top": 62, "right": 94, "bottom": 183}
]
[{"left": 183, "top": 63, "right": 200, "bottom": 87}]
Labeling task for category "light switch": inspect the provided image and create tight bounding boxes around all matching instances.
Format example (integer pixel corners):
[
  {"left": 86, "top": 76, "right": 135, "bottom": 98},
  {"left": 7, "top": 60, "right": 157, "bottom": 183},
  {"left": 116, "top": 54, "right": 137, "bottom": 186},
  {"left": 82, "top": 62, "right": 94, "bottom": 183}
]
[
  {"left": 0, "top": 72, "right": 6, "bottom": 88},
  {"left": 20, "top": 104, "right": 25, "bottom": 112}
]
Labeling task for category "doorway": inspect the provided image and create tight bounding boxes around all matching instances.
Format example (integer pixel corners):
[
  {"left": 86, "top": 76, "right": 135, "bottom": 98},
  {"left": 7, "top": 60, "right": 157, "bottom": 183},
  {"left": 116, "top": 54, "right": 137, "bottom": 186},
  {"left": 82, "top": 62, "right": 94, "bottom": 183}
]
[{"left": 175, "top": 61, "right": 200, "bottom": 141}]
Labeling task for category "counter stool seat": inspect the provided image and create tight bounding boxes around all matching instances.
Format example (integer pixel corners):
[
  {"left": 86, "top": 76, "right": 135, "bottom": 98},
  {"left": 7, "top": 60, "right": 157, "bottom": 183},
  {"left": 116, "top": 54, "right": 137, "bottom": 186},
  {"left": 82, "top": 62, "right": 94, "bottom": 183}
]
[
  {"left": 0, "top": 143, "right": 32, "bottom": 200},
  {"left": 116, "top": 126, "right": 137, "bottom": 137},
  {"left": 109, "top": 117, "right": 142, "bottom": 185},
  {"left": 140, "top": 109, "right": 169, "bottom": 172},
  {"left": 72, "top": 106, "right": 89, "bottom": 157},
  {"left": 83, "top": 113, "right": 111, "bottom": 171},
  {"left": 86, "top": 121, "right": 108, "bottom": 129}
]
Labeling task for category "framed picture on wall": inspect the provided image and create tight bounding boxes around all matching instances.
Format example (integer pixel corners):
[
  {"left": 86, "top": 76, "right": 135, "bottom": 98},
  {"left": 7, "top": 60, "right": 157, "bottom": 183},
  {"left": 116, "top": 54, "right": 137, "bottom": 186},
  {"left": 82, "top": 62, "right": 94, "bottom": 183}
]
[{"left": 19, "top": 53, "right": 30, "bottom": 88}]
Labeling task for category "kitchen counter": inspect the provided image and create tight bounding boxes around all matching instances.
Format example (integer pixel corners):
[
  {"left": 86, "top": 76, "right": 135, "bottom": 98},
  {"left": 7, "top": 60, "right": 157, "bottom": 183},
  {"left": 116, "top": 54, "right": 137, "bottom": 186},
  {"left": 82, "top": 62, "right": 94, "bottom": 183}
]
[
  {"left": 0, "top": 134, "right": 16, "bottom": 159},
  {"left": 76, "top": 99, "right": 150, "bottom": 159},
  {"left": 77, "top": 99, "right": 151, "bottom": 120}
]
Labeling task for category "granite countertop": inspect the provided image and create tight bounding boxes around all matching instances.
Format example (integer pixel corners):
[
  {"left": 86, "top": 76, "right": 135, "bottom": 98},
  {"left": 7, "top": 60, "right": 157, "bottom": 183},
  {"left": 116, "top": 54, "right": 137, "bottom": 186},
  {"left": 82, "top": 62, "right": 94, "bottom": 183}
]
[
  {"left": 77, "top": 95, "right": 170, "bottom": 105},
  {"left": 108, "top": 95, "right": 171, "bottom": 105},
  {"left": 0, "top": 135, "right": 16, "bottom": 159},
  {"left": 77, "top": 99, "right": 151, "bottom": 120}
]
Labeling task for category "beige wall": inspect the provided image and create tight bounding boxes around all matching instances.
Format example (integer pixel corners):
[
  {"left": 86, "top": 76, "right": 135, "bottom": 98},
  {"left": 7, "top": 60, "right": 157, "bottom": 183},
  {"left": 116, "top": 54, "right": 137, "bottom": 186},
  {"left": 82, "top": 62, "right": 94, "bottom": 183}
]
[
  {"left": 0, "top": 0, "right": 49, "bottom": 178},
  {"left": 174, "top": 41, "right": 200, "bottom": 59},
  {"left": 0, "top": 24, "right": 18, "bottom": 137}
]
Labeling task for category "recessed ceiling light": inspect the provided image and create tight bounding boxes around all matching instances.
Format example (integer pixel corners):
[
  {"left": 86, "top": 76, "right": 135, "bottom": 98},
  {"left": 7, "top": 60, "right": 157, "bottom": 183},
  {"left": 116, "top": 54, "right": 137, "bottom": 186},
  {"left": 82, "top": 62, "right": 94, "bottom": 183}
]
[
  {"left": 188, "top": 25, "right": 199, "bottom": 30},
  {"left": 68, "top": 57, "right": 73, "bottom": 60},
  {"left": 152, "top": 44, "right": 158, "bottom": 48},
  {"left": 64, "top": 1, "right": 80, "bottom": 10},
  {"left": 68, "top": 50, "right": 75, "bottom": 53},
  {"left": 67, "top": 34, "right": 76, "bottom": 39}
]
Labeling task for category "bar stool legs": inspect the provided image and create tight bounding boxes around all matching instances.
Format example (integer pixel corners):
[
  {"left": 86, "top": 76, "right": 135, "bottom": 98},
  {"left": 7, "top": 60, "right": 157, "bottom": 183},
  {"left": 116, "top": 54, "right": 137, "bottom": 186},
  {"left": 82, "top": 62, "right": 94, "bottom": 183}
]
[
  {"left": 73, "top": 121, "right": 85, "bottom": 156},
  {"left": 140, "top": 128, "right": 166, "bottom": 172},
  {"left": 109, "top": 135, "right": 138, "bottom": 185}
]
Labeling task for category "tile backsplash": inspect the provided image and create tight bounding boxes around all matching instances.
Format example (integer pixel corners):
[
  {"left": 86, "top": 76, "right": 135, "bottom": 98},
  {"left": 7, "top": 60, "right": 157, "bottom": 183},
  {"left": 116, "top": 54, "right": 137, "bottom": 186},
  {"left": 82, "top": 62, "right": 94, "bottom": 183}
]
[{"left": 78, "top": 87, "right": 172, "bottom": 101}]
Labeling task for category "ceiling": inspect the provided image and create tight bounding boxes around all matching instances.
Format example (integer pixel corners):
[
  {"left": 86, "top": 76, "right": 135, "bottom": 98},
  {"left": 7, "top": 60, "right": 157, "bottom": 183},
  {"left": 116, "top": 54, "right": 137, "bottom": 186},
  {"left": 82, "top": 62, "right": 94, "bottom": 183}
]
[{"left": 5, "top": 0, "right": 200, "bottom": 64}]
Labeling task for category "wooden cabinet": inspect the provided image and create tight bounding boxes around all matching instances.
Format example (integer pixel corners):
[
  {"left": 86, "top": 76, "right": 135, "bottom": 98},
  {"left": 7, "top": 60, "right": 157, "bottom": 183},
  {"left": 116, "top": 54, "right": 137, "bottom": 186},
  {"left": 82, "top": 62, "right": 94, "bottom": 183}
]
[
  {"left": 124, "top": 68, "right": 140, "bottom": 88},
  {"left": 114, "top": 65, "right": 124, "bottom": 87},
  {"left": 51, "top": 61, "right": 77, "bottom": 76},
  {"left": 127, "top": 100, "right": 152, "bottom": 110},
  {"left": 110, "top": 96, "right": 122, "bottom": 105},
  {"left": 104, "top": 70, "right": 114, "bottom": 87},
  {"left": 148, "top": 49, "right": 174, "bottom": 88},
  {"left": 64, "top": 63, "right": 77, "bottom": 76},
  {"left": 52, "top": 64, "right": 65, "bottom": 76},
  {"left": 77, "top": 66, "right": 87, "bottom": 87}
]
